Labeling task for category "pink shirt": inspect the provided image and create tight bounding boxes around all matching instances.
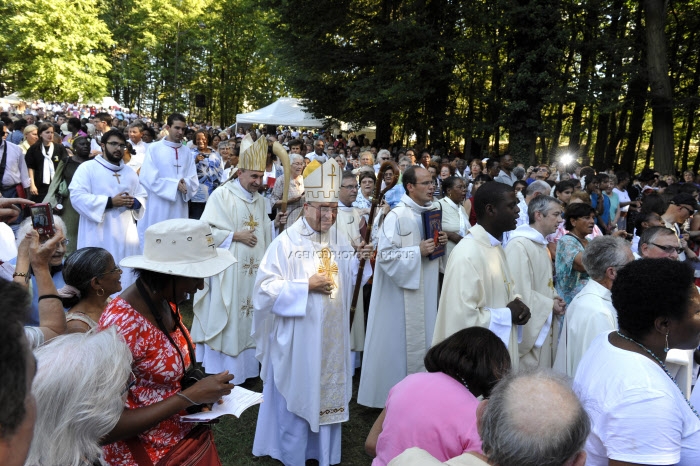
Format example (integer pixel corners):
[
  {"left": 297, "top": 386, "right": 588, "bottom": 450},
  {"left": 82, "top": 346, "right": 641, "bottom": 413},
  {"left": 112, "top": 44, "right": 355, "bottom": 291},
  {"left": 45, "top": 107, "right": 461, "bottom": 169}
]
[{"left": 373, "top": 372, "right": 482, "bottom": 465}]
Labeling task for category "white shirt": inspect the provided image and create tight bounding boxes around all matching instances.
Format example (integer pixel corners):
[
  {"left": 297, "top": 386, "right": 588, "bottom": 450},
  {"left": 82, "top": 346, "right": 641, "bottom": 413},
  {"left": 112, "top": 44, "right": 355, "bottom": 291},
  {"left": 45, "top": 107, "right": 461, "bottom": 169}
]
[
  {"left": 574, "top": 333, "right": 700, "bottom": 466},
  {"left": 613, "top": 187, "right": 631, "bottom": 212}
]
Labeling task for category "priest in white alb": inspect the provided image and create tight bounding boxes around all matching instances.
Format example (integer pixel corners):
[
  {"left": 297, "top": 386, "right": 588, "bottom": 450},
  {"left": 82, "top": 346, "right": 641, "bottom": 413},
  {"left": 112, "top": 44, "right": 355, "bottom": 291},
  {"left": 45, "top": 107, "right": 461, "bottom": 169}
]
[
  {"left": 336, "top": 171, "right": 368, "bottom": 361},
  {"left": 433, "top": 182, "right": 531, "bottom": 369},
  {"left": 69, "top": 129, "right": 146, "bottom": 289},
  {"left": 504, "top": 195, "right": 566, "bottom": 369},
  {"left": 357, "top": 166, "right": 447, "bottom": 409},
  {"left": 252, "top": 157, "right": 373, "bottom": 466},
  {"left": 137, "top": 113, "right": 198, "bottom": 247},
  {"left": 192, "top": 135, "right": 284, "bottom": 384}
]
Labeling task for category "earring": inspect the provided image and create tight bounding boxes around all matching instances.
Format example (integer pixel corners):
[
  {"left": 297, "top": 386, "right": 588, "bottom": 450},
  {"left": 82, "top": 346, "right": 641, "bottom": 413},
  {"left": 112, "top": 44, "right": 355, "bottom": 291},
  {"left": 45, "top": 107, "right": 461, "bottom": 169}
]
[
  {"left": 97, "top": 288, "right": 105, "bottom": 297},
  {"left": 664, "top": 332, "right": 669, "bottom": 353}
]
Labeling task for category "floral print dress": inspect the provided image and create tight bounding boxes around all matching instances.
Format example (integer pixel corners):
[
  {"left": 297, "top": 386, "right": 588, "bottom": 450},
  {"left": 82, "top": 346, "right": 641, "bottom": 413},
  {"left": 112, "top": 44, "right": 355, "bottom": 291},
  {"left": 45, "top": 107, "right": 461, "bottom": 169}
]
[
  {"left": 99, "top": 297, "right": 193, "bottom": 465},
  {"left": 554, "top": 234, "right": 590, "bottom": 305}
]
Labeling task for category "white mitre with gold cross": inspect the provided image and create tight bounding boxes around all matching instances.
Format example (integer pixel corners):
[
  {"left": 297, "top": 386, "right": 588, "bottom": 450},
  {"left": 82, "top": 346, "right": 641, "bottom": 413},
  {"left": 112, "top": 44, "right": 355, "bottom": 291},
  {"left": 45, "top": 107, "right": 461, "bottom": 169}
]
[
  {"left": 303, "top": 157, "right": 341, "bottom": 203},
  {"left": 238, "top": 134, "right": 268, "bottom": 171}
]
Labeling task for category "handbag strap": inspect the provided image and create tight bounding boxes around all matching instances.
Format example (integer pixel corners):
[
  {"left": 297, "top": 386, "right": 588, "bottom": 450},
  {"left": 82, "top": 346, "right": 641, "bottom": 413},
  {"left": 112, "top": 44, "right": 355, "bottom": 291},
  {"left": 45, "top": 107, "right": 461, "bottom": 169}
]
[
  {"left": 135, "top": 278, "right": 195, "bottom": 373},
  {"left": 124, "top": 435, "right": 155, "bottom": 466},
  {"left": 0, "top": 142, "right": 8, "bottom": 185}
]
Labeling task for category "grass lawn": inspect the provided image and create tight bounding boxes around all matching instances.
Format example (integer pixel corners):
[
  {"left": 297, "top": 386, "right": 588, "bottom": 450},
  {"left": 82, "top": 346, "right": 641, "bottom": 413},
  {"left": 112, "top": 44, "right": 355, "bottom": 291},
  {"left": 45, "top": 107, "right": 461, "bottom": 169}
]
[{"left": 180, "top": 301, "right": 381, "bottom": 465}]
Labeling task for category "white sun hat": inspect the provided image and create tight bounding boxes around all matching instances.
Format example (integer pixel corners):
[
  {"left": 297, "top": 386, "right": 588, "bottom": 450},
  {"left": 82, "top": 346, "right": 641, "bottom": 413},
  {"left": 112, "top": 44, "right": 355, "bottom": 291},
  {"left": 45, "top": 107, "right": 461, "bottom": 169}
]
[{"left": 120, "top": 219, "right": 237, "bottom": 277}]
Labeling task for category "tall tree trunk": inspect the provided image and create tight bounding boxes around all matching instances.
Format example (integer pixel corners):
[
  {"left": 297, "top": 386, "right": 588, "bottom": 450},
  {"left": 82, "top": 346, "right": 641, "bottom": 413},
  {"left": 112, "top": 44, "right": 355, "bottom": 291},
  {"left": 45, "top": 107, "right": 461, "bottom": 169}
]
[{"left": 644, "top": 0, "right": 674, "bottom": 174}]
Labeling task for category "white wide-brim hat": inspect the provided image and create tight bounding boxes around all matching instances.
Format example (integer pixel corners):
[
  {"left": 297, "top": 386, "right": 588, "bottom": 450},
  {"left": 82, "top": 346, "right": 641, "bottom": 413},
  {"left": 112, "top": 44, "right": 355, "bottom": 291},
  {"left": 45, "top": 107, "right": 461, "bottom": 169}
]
[{"left": 121, "top": 219, "right": 236, "bottom": 278}]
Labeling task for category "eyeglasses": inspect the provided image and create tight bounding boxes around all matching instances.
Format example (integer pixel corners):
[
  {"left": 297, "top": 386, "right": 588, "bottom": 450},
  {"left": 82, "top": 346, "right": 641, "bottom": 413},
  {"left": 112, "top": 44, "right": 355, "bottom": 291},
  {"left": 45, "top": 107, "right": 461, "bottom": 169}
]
[
  {"left": 679, "top": 205, "right": 695, "bottom": 215},
  {"left": 651, "top": 243, "right": 683, "bottom": 254},
  {"left": 122, "top": 371, "right": 136, "bottom": 396},
  {"left": 415, "top": 180, "right": 437, "bottom": 186},
  {"left": 307, "top": 204, "right": 339, "bottom": 215},
  {"left": 341, "top": 184, "right": 359, "bottom": 190},
  {"left": 96, "top": 266, "right": 123, "bottom": 277},
  {"left": 105, "top": 141, "right": 128, "bottom": 150}
]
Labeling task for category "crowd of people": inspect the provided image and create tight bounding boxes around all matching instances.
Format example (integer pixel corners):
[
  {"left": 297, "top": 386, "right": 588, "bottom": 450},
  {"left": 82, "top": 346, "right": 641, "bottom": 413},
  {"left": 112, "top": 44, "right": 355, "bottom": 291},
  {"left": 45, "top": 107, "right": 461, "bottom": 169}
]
[{"left": 1, "top": 102, "right": 700, "bottom": 466}]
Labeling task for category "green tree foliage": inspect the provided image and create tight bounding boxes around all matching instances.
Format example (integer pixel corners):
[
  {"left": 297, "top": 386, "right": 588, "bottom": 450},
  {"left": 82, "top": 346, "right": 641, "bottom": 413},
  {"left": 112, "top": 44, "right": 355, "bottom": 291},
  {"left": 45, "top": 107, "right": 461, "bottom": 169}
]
[
  {"left": 0, "top": 0, "right": 113, "bottom": 101},
  {"left": 97, "top": 0, "right": 283, "bottom": 125}
]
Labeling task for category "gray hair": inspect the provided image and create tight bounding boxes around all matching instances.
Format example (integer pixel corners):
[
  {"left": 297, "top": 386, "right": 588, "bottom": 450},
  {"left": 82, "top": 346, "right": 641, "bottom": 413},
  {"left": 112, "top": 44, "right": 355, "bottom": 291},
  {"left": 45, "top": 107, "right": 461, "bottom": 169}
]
[
  {"left": 639, "top": 226, "right": 678, "bottom": 250},
  {"left": 289, "top": 153, "right": 305, "bottom": 165},
  {"left": 528, "top": 195, "right": 561, "bottom": 225},
  {"left": 398, "top": 156, "right": 412, "bottom": 165},
  {"left": 335, "top": 153, "right": 347, "bottom": 164},
  {"left": 525, "top": 180, "right": 551, "bottom": 198},
  {"left": 377, "top": 149, "right": 391, "bottom": 160},
  {"left": 512, "top": 166, "right": 526, "bottom": 180},
  {"left": 480, "top": 370, "right": 590, "bottom": 466},
  {"left": 582, "top": 236, "right": 631, "bottom": 280},
  {"left": 359, "top": 150, "right": 374, "bottom": 164},
  {"left": 26, "top": 327, "right": 132, "bottom": 466},
  {"left": 16, "top": 215, "right": 67, "bottom": 248}
]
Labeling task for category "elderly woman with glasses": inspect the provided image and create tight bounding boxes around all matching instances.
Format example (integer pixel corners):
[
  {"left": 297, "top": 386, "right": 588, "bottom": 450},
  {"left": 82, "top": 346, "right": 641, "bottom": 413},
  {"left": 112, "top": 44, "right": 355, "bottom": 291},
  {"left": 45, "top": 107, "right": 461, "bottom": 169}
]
[
  {"left": 59, "top": 247, "right": 123, "bottom": 332},
  {"left": 354, "top": 170, "right": 377, "bottom": 210},
  {"left": 271, "top": 153, "right": 305, "bottom": 224}
]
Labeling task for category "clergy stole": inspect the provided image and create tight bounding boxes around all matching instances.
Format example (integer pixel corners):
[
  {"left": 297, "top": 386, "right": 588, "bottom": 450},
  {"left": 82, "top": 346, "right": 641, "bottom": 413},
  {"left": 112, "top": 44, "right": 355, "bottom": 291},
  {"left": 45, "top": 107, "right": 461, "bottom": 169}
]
[
  {"left": 336, "top": 206, "right": 365, "bottom": 351},
  {"left": 394, "top": 207, "right": 430, "bottom": 375}
]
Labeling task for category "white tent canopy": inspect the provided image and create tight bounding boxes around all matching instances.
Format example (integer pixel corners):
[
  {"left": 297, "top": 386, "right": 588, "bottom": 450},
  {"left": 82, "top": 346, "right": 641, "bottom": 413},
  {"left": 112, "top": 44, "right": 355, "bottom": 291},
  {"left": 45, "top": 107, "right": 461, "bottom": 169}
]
[{"left": 236, "top": 97, "right": 324, "bottom": 128}]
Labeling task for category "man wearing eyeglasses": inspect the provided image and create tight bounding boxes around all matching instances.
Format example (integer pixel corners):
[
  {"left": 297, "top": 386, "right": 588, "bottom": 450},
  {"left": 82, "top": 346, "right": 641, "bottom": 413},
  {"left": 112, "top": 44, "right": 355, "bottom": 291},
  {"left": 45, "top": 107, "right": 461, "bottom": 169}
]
[
  {"left": 661, "top": 193, "right": 700, "bottom": 261},
  {"left": 358, "top": 166, "right": 448, "bottom": 408},
  {"left": 553, "top": 236, "right": 634, "bottom": 376},
  {"left": 336, "top": 171, "right": 370, "bottom": 361},
  {"left": 69, "top": 129, "right": 146, "bottom": 290},
  {"left": 638, "top": 226, "right": 683, "bottom": 260}
]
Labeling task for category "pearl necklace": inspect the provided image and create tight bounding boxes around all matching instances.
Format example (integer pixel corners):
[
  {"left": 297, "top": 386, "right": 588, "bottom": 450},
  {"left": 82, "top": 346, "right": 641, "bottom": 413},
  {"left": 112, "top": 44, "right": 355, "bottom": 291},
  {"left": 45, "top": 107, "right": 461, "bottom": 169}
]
[{"left": 616, "top": 331, "right": 700, "bottom": 420}]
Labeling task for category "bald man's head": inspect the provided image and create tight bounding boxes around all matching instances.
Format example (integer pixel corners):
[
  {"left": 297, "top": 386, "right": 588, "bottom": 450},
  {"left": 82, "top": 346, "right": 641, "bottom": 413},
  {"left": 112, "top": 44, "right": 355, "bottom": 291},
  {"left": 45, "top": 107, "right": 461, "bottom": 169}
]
[{"left": 479, "top": 370, "right": 589, "bottom": 466}]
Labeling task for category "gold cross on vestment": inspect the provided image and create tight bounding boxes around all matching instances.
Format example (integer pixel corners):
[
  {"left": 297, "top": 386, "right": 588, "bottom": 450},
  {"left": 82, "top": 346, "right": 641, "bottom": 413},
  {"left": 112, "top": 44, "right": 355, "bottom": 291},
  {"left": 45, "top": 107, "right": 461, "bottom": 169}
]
[
  {"left": 113, "top": 172, "right": 121, "bottom": 184},
  {"left": 241, "top": 257, "right": 259, "bottom": 276},
  {"left": 329, "top": 164, "right": 338, "bottom": 189},
  {"left": 240, "top": 297, "right": 254, "bottom": 317},
  {"left": 318, "top": 247, "right": 338, "bottom": 291},
  {"left": 548, "top": 278, "right": 555, "bottom": 291},
  {"left": 243, "top": 213, "right": 259, "bottom": 231}
]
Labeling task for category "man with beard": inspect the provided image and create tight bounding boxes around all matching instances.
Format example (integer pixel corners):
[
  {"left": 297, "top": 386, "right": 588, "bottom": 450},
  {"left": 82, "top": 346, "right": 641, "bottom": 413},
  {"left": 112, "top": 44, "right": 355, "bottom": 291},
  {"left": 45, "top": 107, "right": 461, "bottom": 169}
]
[
  {"left": 433, "top": 181, "right": 531, "bottom": 369},
  {"left": 69, "top": 129, "right": 146, "bottom": 289}
]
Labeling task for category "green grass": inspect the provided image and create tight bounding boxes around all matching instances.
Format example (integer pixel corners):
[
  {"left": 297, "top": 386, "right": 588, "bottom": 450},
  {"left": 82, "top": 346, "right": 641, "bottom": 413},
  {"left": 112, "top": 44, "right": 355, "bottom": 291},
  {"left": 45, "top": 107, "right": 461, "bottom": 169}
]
[{"left": 180, "top": 300, "right": 380, "bottom": 465}]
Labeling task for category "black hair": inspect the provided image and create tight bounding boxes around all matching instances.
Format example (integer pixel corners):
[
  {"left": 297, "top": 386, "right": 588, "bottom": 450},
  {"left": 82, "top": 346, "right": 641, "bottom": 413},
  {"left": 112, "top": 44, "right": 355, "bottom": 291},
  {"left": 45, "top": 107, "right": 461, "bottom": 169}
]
[
  {"left": 473, "top": 174, "right": 492, "bottom": 184},
  {"left": 441, "top": 175, "right": 465, "bottom": 196},
  {"left": 62, "top": 247, "right": 113, "bottom": 308},
  {"left": 67, "top": 117, "right": 81, "bottom": 132},
  {"left": 166, "top": 113, "right": 187, "bottom": 126},
  {"left": 194, "top": 129, "right": 212, "bottom": 145},
  {"left": 634, "top": 211, "right": 661, "bottom": 236},
  {"left": 640, "top": 192, "right": 668, "bottom": 216},
  {"left": 402, "top": 166, "right": 419, "bottom": 191},
  {"left": 134, "top": 269, "right": 174, "bottom": 293},
  {"left": 473, "top": 181, "right": 513, "bottom": 220},
  {"left": 612, "top": 259, "right": 695, "bottom": 340},
  {"left": 564, "top": 202, "right": 596, "bottom": 230},
  {"left": 0, "top": 280, "right": 32, "bottom": 438},
  {"left": 101, "top": 129, "right": 126, "bottom": 144},
  {"left": 425, "top": 327, "right": 511, "bottom": 398},
  {"left": 555, "top": 180, "right": 576, "bottom": 195},
  {"left": 514, "top": 179, "right": 528, "bottom": 191}
]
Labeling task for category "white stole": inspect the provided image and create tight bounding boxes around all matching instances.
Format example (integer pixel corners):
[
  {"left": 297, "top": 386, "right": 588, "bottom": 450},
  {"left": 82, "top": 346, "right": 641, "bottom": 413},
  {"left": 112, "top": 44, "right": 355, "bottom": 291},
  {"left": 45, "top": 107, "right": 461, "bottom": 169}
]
[{"left": 42, "top": 143, "right": 55, "bottom": 184}]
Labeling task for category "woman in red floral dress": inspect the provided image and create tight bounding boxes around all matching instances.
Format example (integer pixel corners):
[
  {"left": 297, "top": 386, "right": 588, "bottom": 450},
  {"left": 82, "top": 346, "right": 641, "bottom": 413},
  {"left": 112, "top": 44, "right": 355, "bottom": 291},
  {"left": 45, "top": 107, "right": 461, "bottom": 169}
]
[{"left": 98, "top": 219, "right": 236, "bottom": 465}]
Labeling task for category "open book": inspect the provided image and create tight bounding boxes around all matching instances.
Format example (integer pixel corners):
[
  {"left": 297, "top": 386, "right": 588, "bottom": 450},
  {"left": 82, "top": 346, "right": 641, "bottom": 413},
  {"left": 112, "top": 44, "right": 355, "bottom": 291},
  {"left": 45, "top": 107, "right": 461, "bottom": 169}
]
[{"left": 180, "top": 386, "right": 263, "bottom": 422}]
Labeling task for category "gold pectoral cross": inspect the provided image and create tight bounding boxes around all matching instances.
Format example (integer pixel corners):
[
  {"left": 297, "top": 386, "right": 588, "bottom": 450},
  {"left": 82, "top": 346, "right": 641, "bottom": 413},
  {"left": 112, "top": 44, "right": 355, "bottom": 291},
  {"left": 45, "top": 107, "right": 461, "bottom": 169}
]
[
  {"left": 318, "top": 247, "right": 338, "bottom": 298},
  {"left": 243, "top": 213, "right": 259, "bottom": 231},
  {"left": 548, "top": 278, "right": 555, "bottom": 291}
]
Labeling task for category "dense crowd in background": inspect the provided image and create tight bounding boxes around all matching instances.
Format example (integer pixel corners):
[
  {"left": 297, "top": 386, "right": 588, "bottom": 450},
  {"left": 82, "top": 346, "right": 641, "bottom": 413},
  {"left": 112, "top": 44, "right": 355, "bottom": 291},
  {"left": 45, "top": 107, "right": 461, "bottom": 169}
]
[{"left": 1, "top": 100, "right": 700, "bottom": 466}]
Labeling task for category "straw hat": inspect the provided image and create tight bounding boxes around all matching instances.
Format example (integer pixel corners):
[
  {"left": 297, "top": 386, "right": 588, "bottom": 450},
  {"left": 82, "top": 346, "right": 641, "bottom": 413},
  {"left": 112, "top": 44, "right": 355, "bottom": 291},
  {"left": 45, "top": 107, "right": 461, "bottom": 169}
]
[{"left": 120, "top": 219, "right": 236, "bottom": 277}]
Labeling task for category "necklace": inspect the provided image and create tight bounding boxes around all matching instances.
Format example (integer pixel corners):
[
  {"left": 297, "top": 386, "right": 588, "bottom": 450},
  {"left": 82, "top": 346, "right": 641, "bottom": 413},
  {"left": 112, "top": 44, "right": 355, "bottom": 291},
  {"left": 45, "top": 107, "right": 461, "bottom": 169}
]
[{"left": 616, "top": 331, "right": 700, "bottom": 420}]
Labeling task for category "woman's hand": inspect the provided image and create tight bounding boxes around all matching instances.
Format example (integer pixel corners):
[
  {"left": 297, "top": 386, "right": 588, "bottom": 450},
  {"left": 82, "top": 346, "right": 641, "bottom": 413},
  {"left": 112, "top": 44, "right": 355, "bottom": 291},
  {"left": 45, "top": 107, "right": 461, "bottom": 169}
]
[
  {"left": 182, "top": 371, "right": 234, "bottom": 405},
  {"left": 29, "top": 184, "right": 38, "bottom": 196}
]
